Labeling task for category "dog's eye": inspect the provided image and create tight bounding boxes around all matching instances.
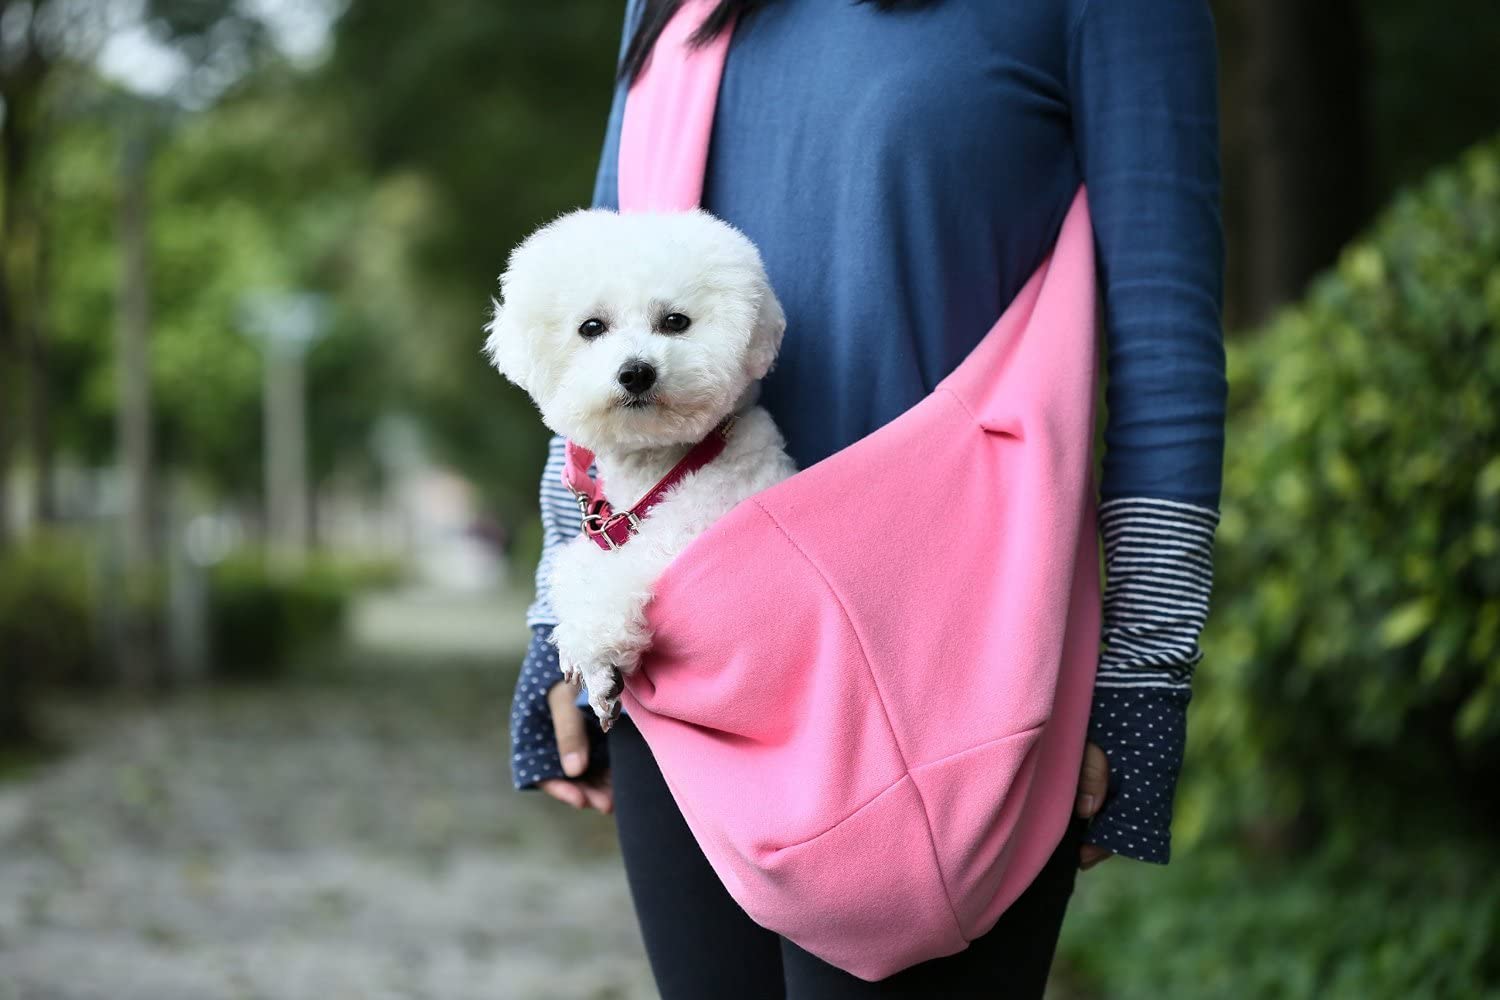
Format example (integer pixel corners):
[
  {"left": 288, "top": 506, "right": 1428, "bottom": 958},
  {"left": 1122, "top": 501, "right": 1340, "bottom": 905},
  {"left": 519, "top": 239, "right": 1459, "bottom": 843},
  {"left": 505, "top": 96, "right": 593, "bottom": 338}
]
[
  {"left": 660, "top": 313, "right": 691, "bottom": 334},
  {"left": 578, "top": 318, "right": 607, "bottom": 339}
]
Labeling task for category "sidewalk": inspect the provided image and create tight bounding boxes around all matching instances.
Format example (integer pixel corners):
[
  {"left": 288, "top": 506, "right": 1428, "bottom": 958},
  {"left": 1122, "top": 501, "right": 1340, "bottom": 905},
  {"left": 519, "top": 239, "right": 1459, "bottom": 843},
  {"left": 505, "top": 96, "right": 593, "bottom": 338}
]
[{"left": 0, "top": 590, "right": 654, "bottom": 1000}]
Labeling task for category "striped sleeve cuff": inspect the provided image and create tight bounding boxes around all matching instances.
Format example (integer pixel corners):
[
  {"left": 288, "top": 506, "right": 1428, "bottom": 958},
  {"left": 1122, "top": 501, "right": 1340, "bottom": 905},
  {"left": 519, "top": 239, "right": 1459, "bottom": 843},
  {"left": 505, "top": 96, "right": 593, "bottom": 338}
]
[
  {"left": 1084, "top": 496, "right": 1219, "bottom": 864},
  {"left": 526, "top": 435, "right": 588, "bottom": 630}
]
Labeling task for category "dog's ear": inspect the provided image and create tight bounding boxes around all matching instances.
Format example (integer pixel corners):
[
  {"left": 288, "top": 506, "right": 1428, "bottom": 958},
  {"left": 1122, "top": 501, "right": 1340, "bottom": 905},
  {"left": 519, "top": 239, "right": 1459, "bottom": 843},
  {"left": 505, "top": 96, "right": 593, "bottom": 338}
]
[
  {"left": 746, "top": 282, "right": 786, "bottom": 381},
  {"left": 482, "top": 295, "right": 532, "bottom": 391}
]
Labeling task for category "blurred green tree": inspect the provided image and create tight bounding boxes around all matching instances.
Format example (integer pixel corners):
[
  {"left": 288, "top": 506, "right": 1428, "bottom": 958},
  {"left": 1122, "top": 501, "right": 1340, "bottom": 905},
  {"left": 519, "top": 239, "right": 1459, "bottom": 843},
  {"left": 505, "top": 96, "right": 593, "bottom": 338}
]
[
  {"left": 316, "top": 0, "right": 623, "bottom": 520},
  {"left": 7, "top": 0, "right": 1500, "bottom": 538},
  {"left": 0, "top": 0, "right": 68, "bottom": 543}
]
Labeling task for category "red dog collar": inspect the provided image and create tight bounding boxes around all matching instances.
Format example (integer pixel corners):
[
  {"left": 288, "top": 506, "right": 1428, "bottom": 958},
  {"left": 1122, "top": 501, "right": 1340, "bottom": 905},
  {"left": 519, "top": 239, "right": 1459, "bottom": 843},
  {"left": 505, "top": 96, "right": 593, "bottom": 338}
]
[{"left": 562, "top": 416, "right": 735, "bottom": 550}]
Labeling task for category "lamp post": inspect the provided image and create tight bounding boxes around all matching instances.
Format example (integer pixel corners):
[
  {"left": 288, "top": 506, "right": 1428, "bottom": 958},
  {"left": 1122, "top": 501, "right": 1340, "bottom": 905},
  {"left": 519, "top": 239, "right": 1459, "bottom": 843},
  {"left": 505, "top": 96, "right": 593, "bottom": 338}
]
[{"left": 239, "top": 292, "right": 327, "bottom": 570}]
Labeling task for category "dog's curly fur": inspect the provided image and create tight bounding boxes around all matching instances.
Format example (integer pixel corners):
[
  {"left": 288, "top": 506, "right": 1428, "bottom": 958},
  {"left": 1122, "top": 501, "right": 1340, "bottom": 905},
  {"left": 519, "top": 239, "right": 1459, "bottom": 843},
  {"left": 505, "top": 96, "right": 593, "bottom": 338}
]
[{"left": 486, "top": 209, "right": 796, "bottom": 726}]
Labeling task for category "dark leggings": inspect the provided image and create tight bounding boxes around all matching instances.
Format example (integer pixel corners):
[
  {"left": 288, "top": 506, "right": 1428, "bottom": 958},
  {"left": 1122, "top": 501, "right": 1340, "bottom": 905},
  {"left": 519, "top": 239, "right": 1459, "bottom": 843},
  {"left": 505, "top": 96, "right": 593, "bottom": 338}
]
[{"left": 610, "top": 714, "right": 1085, "bottom": 999}]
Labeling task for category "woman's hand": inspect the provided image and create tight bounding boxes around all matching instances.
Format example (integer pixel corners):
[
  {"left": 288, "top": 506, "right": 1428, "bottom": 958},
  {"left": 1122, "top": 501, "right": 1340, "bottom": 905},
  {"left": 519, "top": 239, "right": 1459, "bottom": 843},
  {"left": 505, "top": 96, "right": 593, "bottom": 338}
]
[
  {"left": 537, "top": 680, "right": 614, "bottom": 813},
  {"left": 1074, "top": 741, "right": 1114, "bottom": 870}
]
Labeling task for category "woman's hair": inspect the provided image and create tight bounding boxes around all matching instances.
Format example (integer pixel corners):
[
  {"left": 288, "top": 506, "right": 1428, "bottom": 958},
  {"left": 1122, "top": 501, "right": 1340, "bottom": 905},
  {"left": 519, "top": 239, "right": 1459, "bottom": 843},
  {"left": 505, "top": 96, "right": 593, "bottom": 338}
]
[{"left": 620, "top": 0, "right": 935, "bottom": 83}]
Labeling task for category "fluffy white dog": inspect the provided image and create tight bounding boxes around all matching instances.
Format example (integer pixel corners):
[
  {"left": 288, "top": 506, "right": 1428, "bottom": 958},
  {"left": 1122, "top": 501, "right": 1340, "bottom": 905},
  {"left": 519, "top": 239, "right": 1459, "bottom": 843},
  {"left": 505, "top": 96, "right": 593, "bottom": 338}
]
[{"left": 485, "top": 209, "right": 796, "bottom": 727}]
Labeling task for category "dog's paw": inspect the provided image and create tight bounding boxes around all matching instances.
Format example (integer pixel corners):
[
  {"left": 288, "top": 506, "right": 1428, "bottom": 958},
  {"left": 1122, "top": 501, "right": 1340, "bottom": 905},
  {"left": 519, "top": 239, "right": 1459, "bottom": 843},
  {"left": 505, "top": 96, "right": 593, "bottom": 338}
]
[
  {"left": 552, "top": 624, "right": 595, "bottom": 686},
  {"left": 581, "top": 662, "right": 624, "bottom": 731}
]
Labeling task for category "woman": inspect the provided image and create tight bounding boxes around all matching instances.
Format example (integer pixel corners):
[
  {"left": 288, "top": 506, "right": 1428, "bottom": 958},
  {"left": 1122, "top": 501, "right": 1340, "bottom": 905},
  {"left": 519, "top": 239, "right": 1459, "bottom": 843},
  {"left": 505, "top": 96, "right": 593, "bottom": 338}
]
[{"left": 511, "top": 0, "right": 1225, "bottom": 994}]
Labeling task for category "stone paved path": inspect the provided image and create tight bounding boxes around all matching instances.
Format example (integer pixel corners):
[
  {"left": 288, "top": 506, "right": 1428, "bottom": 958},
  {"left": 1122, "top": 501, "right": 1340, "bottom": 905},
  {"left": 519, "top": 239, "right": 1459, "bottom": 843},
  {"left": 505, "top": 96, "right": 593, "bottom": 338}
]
[{"left": 0, "top": 642, "right": 655, "bottom": 999}]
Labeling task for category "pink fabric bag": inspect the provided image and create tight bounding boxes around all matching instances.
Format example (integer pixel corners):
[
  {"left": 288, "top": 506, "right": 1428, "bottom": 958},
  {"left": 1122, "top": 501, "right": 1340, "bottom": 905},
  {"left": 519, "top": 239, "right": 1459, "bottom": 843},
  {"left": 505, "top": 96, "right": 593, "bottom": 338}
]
[{"left": 608, "top": 1, "right": 1101, "bottom": 981}]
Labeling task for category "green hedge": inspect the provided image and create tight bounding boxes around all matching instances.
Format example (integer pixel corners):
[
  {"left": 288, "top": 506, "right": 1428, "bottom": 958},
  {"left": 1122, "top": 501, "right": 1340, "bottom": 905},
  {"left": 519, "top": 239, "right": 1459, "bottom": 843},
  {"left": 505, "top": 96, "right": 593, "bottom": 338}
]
[
  {"left": 0, "top": 539, "right": 399, "bottom": 731},
  {"left": 1062, "top": 843, "right": 1500, "bottom": 1000},
  {"left": 1184, "top": 133, "right": 1500, "bottom": 842},
  {"left": 0, "top": 537, "right": 95, "bottom": 746},
  {"left": 1058, "top": 135, "right": 1500, "bottom": 1000},
  {"left": 207, "top": 552, "right": 398, "bottom": 679}
]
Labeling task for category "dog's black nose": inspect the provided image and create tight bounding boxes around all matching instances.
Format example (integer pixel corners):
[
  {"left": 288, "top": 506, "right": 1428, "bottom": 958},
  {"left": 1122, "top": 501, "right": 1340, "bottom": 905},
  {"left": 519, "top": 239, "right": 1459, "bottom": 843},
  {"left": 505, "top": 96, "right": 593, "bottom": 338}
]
[{"left": 617, "top": 360, "right": 657, "bottom": 396}]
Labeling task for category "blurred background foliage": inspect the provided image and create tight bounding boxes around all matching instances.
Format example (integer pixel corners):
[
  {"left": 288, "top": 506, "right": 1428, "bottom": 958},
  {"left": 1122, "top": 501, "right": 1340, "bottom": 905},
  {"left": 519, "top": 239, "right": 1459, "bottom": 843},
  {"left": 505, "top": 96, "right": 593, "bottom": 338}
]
[
  {"left": 0, "top": 1, "right": 1496, "bottom": 997},
  {"left": 1058, "top": 134, "right": 1500, "bottom": 1000}
]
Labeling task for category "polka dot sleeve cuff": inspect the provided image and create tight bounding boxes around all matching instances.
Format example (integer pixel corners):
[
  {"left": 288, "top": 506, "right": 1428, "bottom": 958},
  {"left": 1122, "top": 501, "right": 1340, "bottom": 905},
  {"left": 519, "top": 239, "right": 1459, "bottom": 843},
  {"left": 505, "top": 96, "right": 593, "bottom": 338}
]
[
  {"left": 510, "top": 625, "right": 570, "bottom": 791},
  {"left": 1084, "top": 684, "right": 1190, "bottom": 863},
  {"left": 1083, "top": 497, "right": 1219, "bottom": 864}
]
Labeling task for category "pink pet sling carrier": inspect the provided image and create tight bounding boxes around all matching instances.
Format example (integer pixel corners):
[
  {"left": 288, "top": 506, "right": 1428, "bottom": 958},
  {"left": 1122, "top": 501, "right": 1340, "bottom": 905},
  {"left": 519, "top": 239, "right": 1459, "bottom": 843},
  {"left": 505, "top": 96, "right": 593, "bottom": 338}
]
[{"left": 579, "top": 0, "right": 1103, "bottom": 980}]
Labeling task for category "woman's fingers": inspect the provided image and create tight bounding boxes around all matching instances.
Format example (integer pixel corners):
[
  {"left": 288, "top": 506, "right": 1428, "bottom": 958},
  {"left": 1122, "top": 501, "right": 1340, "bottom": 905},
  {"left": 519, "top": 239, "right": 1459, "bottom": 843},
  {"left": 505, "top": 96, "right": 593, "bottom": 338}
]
[
  {"left": 1074, "top": 741, "right": 1110, "bottom": 819},
  {"left": 548, "top": 680, "right": 590, "bottom": 778},
  {"left": 1075, "top": 742, "right": 1116, "bottom": 869},
  {"left": 579, "top": 772, "right": 615, "bottom": 815},
  {"left": 540, "top": 680, "right": 613, "bottom": 813},
  {"left": 539, "top": 778, "right": 587, "bottom": 809}
]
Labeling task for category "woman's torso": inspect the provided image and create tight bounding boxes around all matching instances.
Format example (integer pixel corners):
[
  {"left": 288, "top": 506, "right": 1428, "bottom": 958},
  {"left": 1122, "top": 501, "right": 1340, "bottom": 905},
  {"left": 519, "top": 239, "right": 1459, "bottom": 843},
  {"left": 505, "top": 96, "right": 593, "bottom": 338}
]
[{"left": 698, "top": 0, "right": 1085, "bottom": 467}]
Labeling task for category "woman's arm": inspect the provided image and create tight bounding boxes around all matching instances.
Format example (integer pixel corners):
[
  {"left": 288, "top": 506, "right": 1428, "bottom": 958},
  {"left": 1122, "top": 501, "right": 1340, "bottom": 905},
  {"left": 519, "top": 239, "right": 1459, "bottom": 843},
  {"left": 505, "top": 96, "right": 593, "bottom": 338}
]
[
  {"left": 1068, "top": 0, "right": 1227, "bottom": 863},
  {"left": 510, "top": 436, "right": 589, "bottom": 790}
]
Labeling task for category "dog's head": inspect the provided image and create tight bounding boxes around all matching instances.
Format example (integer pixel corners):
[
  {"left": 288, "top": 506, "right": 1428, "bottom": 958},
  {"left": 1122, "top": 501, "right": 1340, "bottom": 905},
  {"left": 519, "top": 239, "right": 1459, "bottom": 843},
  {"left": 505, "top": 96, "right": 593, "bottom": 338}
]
[{"left": 484, "top": 209, "right": 785, "bottom": 453}]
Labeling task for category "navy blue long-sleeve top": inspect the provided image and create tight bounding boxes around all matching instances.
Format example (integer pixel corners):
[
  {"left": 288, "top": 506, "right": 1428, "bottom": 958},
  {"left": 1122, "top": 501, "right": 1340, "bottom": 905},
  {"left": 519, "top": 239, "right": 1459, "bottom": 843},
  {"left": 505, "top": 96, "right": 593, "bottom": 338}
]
[{"left": 512, "top": 0, "right": 1227, "bottom": 865}]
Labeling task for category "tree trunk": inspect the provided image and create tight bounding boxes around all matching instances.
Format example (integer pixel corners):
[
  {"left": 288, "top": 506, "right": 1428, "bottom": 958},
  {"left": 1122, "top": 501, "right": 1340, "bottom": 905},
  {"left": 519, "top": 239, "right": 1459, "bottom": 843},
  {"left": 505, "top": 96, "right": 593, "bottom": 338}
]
[
  {"left": 0, "top": 92, "right": 23, "bottom": 551},
  {"left": 0, "top": 43, "right": 47, "bottom": 545},
  {"left": 25, "top": 189, "right": 54, "bottom": 524},
  {"left": 1216, "top": 0, "right": 1371, "bottom": 328},
  {"left": 0, "top": 293, "right": 13, "bottom": 551}
]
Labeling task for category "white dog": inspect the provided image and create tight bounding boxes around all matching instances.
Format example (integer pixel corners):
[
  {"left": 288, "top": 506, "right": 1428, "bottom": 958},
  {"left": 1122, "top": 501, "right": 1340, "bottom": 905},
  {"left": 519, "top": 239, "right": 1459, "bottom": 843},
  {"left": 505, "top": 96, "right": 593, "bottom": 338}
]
[{"left": 485, "top": 209, "right": 796, "bottom": 727}]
